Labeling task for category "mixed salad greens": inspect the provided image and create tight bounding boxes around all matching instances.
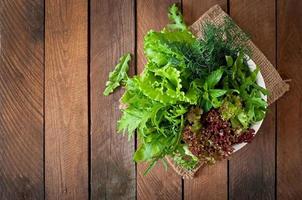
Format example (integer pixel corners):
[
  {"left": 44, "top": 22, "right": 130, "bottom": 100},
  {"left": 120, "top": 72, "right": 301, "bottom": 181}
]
[{"left": 103, "top": 4, "right": 268, "bottom": 173}]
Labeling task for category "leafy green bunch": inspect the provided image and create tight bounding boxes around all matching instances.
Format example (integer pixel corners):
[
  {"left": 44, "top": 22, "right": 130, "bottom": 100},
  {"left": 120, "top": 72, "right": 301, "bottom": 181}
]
[
  {"left": 103, "top": 4, "right": 267, "bottom": 172},
  {"left": 219, "top": 52, "right": 268, "bottom": 129},
  {"left": 104, "top": 5, "right": 199, "bottom": 172}
]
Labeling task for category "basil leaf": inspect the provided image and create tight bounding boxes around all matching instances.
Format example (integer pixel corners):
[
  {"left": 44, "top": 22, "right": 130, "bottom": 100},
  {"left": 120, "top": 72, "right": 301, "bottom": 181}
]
[
  {"left": 206, "top": 68, "right": 224, "bottom": 88},
  {"left": 209, "top": 89, "right": 227, "bottom": 97}
]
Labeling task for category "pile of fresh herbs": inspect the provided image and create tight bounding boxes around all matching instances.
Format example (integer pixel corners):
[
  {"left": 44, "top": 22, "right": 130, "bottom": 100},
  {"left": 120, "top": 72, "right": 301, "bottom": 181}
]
[{"left": 103, "top": 4, "right": 268, "bottom": 173}]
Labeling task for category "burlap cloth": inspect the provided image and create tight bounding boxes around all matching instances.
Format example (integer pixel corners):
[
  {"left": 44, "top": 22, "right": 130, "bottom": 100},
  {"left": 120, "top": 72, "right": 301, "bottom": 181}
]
[{"left": 166, "top": 5, "right": 290, "bottom": 179}]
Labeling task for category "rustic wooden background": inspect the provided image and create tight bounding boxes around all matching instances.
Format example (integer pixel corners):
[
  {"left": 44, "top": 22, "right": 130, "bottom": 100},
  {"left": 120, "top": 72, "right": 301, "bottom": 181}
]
[{"left": 1, "top": 0, "right": 301, "bottom": 199}]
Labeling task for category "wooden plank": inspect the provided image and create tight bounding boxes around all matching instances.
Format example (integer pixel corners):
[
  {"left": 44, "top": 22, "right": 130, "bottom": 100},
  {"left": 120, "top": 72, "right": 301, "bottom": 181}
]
[
  {"left": 182, "top": 2, "right": 228, "bottom": 200},
  {"left": 277, "top": 0, "right": 302, "bottom": 199},
  {"left": 136, "top": 1, "right": 182, "bottom": 199},
  {"left": 184, "top": 162, "right": 228, "bottom": 200},
  {"left": 45, "top": 0, "right": 88, "bottom": 199},
  {"left": 228, "top": 0, "right": 276, "bottom": 199},
  {"left": 0, "top": 0, "right": 44, "bottom": 199},
  {"left": 183, "top": 0, "right": 227, "bottom": 25},
  {"left": 90, "top": 0, "right": 136, "bottom": 199}
]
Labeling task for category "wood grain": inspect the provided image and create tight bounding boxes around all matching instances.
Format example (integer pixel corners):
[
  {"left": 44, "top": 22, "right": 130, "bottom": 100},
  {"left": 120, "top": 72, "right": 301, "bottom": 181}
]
[
  {"left": 183, "top": 0, "right": 227, "bottom": 25},
  {"left": 228, "top": 0, "right": 276, "bottom": 199},
  {"left": 277, "top": 0, "right": 302, "bottom": 199},
  {"left": 90, "top": 0, "right": 136, "bottom": 199},
  {"left": 0, "top": 0, "right": 44, "bottom": 199},
  {"left": 45, "top": 0, "right": 88, "bottom": 199},
  {"left": 137, "top": 1, "right": 182, "bottom": 199},
  {"left": 182, "top": 1, "right": 228, "bottom": 199}
]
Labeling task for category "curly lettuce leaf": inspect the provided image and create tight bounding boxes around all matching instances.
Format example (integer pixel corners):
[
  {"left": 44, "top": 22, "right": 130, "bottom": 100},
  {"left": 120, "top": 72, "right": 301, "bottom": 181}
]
[
  {"left": 220, "top": 95, "right": 242, "bottom": 121},
  {"left": 103, "top": 53, "right": 131, "bottom": 96},
  {"left": 137, "top": 65, "right": 197, "bottom": 104}
]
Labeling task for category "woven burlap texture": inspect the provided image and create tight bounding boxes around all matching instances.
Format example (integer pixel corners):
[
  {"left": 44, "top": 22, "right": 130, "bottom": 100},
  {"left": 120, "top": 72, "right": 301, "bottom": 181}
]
[{"left": 166, "top": 4, "right": 290, "bottom": 179}]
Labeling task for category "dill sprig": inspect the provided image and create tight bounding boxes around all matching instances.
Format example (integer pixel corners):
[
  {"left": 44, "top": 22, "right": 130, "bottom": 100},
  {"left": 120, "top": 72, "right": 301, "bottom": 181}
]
[
  {"left": 198, "top": 17, "right": 251, "bottom": 70},
  {"left": 169, "top": 17, "right": 251, "bottom": 80}
]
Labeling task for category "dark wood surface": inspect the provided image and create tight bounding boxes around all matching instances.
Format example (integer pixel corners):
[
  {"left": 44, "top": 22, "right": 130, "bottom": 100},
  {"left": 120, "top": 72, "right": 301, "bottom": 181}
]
[
  {"left": 1, "top": 0, "right": 301, "bottom": 199},
  {"left": 0, "top": 0, "right": 44, "bottom": 199},
  {"left": 277, "top": 0, "right": 302, "bottom": 199},
  {"left": 90, "top": 0, "right": 136, "bottom": 199},
  {"left": 45, "top": 0, "right": 88, "bottom": 199},
  {"left": 229, "top": 0, "right": 276, "bottom": 199}
]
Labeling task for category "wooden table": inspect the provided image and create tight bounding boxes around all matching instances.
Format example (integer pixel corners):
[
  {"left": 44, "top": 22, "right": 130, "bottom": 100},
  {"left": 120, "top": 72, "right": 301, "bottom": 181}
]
[{"left": 1, "top": 0, "right": 301, "bottom": 199}]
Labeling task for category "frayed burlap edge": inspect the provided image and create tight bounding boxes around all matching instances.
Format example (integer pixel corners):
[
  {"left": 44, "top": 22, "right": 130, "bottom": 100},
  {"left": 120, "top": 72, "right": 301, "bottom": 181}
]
[{"left": 167, "top": 5, "right": 289, "bottom": 179}]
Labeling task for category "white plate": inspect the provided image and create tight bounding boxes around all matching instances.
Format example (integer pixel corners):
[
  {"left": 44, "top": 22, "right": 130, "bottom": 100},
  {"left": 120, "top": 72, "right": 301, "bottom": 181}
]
[{"left": 232, "top": 56, "right": 267, "bottom": 152}]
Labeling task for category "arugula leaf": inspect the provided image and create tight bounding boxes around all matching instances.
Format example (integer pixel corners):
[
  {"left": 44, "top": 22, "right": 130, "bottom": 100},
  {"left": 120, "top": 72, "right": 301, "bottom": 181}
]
[
  {"left": 103, "top": 53, "right": 131, "bottom": 96},
  {"left": 231, "top": 52, "right": 244, "bottom": 80},
  {"left": 167, "top": 4, "right": 187, "bottom": 31},
  {"left": 247, "top": 97, "right": 268, "bottom": 108},
  {"left": 118, "top": 109, "right": 141, "bottom": 139},
  {"left": 143, "top": 159, "right": 157, "bottom": 175}
]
